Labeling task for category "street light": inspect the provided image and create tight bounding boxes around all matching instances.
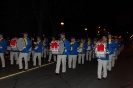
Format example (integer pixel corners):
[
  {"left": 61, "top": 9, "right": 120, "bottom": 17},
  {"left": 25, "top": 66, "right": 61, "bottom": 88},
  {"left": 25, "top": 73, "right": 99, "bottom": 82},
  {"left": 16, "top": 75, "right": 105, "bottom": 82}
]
[
  {"left": 85, "top": 28, "right": 87, "bottom": 31},
  {"left": 98, "top": 26, "right": 100, "bottom": 28},
  {"left": 61, "top": 22, "right": 64, "bottom": 26}
]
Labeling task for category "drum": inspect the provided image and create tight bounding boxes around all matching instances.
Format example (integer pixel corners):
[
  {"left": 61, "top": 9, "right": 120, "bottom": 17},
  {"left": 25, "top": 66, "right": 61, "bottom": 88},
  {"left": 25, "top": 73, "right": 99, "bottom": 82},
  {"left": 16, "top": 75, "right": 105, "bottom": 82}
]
[
  {"left": 87, "top": 46, "right": 91, "bottom": 51},
  {"left": 50, "top": 40, "right": 65, "bottom": 54},
  {"left": 10, "top": 38, "right": 18, "bottom": 51},
  {"left": 95, "top": 42, "right": 107, "bottom": 58},
  {"left": 17, "top": 38, "right": 26, "bottom": 51},
  {"left": 9, "top": 38, "right": 26, "bottom": 51},
  {"left": 77, "top": 48, "right": 83, "bottom": 53}
]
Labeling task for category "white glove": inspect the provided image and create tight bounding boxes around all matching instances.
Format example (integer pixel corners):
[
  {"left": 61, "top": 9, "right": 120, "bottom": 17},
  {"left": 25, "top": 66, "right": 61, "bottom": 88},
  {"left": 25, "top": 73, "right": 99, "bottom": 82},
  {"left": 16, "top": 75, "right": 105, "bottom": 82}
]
[
  {"left": 106, "top": 51, "right": 110, "bottom": 54},
  {"left": 65, "top": 49, "right": 67, "bottom": 52},
  {"left": 0, "top": 47, "right": 2, "bottom": 49},
  {"left": 34, "top": 42, "right": 36, "bottom": 44},
  {"left": 23, "top": 47, "right": 26, "bottom": 49}
]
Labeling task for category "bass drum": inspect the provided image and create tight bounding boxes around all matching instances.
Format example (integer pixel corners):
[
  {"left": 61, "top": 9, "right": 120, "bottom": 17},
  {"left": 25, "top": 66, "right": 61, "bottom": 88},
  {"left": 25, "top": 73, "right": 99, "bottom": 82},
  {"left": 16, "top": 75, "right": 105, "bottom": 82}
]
[
  {"left": 10, "top": 38, "right": 18, "bottom": 51},
  {"left": 17, "top": 38, "right": 26, "bottom": 51},
  {"left": 58, "top": 40, "right": 65, "bottom": 54},
  {"left": 50, "top": 40, "right": 65, "bottom": 55}
]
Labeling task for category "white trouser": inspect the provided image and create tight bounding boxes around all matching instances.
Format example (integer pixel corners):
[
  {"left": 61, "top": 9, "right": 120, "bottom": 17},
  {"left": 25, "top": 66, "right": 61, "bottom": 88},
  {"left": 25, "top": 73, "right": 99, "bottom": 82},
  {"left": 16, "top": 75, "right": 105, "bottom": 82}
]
[
  {"left": 10, "top": 52, "right": 19, "bottom": 65},
  {"left": 33, "top": 53, "right": 41, "bottom": 66},
  {"left": 18, "top": 53, "right": 28, "bottom": 70},
  {"left": 78, "top": 53, "right": 85, "bottom": 64},
  {"left": 48, "top": 52, "right": 56, "bottom": 62},
  {"left": 68, "top": 55, "right": 77, "bottom": 69},
  {"left": 28, "top": 51, "right": 34, "bottom": 61},
  {"left": 41, "top": 49, "right": 47, "bottom": 58},
  {"left": 112, "top": 56, "right": 115, "bottom": 67},
  {"left": 107, "top": 54, "right": 113, "bottom": 71},
  {"left": 0, "top": 53, "right": 5, "bottom": 68},
  {"left": 98, "top": 59, "right": 108, "bottom": 79},
  {"left": 86, "top": 50, "right": 92, "bottom": 61},
  {"left": 55, "top": 55, "right": 67, "bottom": 73},
  {"left": 115, "top": 54, "right": 118, "bottom": 60}
]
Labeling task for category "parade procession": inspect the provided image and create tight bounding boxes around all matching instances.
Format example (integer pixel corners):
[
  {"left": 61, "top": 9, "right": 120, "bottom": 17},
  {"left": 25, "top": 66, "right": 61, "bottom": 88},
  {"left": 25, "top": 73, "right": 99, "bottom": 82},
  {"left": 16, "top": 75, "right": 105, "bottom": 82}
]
[{"left": 0, "top": 32, "right": 124, "bottom": 80}]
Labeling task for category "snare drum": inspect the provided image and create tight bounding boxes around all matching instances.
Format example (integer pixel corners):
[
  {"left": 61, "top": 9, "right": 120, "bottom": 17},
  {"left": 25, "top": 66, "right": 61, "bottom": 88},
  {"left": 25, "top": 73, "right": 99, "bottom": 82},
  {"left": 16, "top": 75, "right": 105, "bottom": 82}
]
[
  {"left": 77, "top": 47, "right": 83, "bottom": 53},
  {"left": 95, "top": 42, "right": 107, "bottom": 58},
  {"left": 50, "top": 40, "right": 65, "bottom": 54}
]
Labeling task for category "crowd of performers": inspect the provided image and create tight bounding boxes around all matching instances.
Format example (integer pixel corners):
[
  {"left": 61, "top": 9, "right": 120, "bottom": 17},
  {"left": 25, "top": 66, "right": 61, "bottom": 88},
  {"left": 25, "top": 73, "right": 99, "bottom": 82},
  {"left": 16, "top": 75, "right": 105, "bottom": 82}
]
[{"left": 0, "top": 32, "right": 124, "bottom": 80}]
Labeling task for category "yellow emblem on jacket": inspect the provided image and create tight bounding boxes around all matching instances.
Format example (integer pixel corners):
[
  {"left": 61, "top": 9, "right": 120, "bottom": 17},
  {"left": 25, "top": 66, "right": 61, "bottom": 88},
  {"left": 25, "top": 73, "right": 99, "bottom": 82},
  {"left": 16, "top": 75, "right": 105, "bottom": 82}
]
[
  {"left": 87, "top": 40, "right": 90, "bottom": 45},
  {"left": 34, "top": 41, "right": 40, "bottom": 50},
  {"left": 79, "top": 42, "right": 84, "bottom": 47},
  {"left": 0, "top": 38, "right": 3, "bottom": 42},
  {"left": 23, "top": 38, "right": 28, "bottom": 46},
  {"left": 94, "top": 41, "right": 96, "bottom": 45},
  {"left": 115, "top": 40, "right": 118, "bottom": 44},
  {"left": 108, "top": 39, "right": 111, "bottom": 43},
  {"left": 43, "top": 40, "right": 45, "bottom": 46},
  {"left": 70, "top": 42, "right": 75, "bottom": 50}
]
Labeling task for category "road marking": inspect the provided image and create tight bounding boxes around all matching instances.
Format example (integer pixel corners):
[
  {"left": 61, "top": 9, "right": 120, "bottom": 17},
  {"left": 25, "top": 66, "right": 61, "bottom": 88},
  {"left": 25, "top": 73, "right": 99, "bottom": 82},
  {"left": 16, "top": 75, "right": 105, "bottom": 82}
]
[{"left": 0, "top": 62, "right": 55, "bottom": 80}]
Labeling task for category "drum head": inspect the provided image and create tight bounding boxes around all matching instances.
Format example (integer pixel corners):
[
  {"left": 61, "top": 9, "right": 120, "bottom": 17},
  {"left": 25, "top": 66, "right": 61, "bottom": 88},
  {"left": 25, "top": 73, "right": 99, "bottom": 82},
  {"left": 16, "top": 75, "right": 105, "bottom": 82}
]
[
  {"left": 17, "top": 38, "right": 26, "bottom": 51},
  {"left": 58, "top": 40, "right": 65, "bottom": 54}
]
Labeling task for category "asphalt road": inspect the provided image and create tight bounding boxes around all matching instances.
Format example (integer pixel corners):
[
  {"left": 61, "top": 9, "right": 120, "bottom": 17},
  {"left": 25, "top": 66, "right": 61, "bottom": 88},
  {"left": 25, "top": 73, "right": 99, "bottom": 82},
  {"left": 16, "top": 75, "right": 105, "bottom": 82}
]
[{"left": 0, "top": 44, "right": 133, "bottom": 88}]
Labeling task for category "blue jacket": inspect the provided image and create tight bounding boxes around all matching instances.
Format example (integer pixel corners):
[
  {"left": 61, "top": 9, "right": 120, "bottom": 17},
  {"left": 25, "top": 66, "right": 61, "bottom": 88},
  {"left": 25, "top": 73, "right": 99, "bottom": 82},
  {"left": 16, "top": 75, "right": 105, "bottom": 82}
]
[
  {"left": 63, "top": 39, "right": 70, "bottom": 55},
  {"left": 78, "top": 42, "right": 87, "bottom": 54},
  {"left": 0, "top": 39, "right": 7, "bottom": 53},
  {"left": 86, "top": 41, "right": 94, "bottom": 50},
  {"left": 69, "top": 42, "right": 78, "bottom": 55},
  {"left": 34, "top": 41, "right": 42, "bottom": 53},
  {"left": 21, "top": 38, "right": 31, "bottom": 53},
  {"left": 42, "top": 40, "right": 48, "bottom": 49},
  {"left": 114, "top": 41, "right": 120, "bottom": 50},
  {"left": 108, "top": 39, "right": 115, "bottom": 54}
]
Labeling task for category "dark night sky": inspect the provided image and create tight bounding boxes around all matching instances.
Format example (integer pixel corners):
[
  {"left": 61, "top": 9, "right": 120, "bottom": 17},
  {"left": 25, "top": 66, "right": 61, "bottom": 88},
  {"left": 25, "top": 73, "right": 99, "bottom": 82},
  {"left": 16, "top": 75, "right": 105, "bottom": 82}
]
[{"left": 0, "top": 0, "right": 133, "bottom": 38}]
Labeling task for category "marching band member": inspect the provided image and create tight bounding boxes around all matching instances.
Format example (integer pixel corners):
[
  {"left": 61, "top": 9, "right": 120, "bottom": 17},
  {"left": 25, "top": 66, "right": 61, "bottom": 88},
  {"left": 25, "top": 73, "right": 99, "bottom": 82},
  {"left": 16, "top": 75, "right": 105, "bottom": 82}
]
[
  {"left": 107, "top": 34, "right": 115, "bottom": 72},
  {"left": 119, "top": 39, "right": 123, "bottom": 54},
  {"left": 28, "top": 37, "right": 35, "bottom": 61},
  {"left": 10, "top": 37, "right": 19, "bottom": 65},
  {"left": 92, "top": 38, "right": 97, "bottom": 58},
  {"left": 55, "top": 33, "right": 70, "bottom": 74},
  {"left": 112, "top": 38, "right": 119, "bottom": 67},
  {"left": 42, "top": 37, "right": 48, "bottom": 59},
  {"left": 86, "top": 38, "right": 94, "bottom": 61},
  {"left": 48, "top": 37, "right": 56, "bottom": 62},
  {"left": 33, "top": 36, "right": 42, "bottom": 66},
  {"left": 18, "top": 32, "right": 31, "bottom": 71},
  {"left": 5, "top": 36, "right": 10, "bottom": 58},
  {"left": 97, "top": 36, "right": 110, "bottom": 80},
  {"left": 0, "top": 33, "right": 7, "bottom": 68},
  {"left": 78, "top": 38, "right": 87, "bottom": 64},
  {"left": 68, "top": 37, "right": 78, "bottom": 69}
]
